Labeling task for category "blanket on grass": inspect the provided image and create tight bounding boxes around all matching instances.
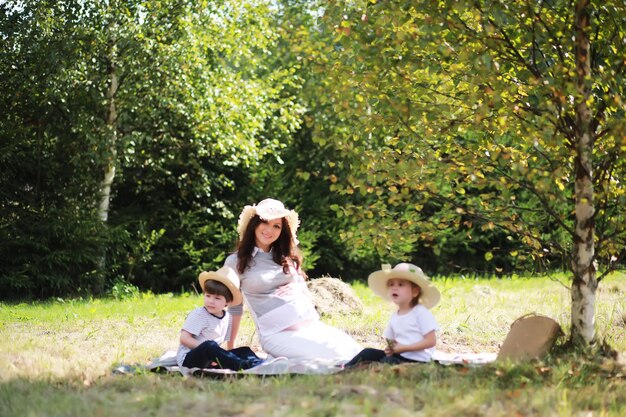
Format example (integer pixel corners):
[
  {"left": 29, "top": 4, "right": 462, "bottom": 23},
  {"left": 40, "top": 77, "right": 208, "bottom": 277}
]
[
  {"left": 112, "top": 350, "right": 497, "bottom": 378},
  {"left": 112, "top": 313, "right": 554, "bottom": 378}
]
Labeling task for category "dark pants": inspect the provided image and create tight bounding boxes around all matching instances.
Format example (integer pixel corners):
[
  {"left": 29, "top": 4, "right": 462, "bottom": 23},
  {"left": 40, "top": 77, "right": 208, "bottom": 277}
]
[
  {"left": 344, "top": 348, "right": 420, "bottom": 367},
  {"left": 182, "top": 340, "right": 263, "bottom": 370}
]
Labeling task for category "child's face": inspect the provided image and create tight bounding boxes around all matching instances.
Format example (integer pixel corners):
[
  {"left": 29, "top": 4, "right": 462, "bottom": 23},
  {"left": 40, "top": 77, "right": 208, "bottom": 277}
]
[
  {"left": 386, "top": 278, "right": 420, "bottom": 308},
  {"left": 254, "top": 218, "right": 283, "bottom": 251},
  {"left": 203, "top": 292, "right": 229, "bottom": 315}
]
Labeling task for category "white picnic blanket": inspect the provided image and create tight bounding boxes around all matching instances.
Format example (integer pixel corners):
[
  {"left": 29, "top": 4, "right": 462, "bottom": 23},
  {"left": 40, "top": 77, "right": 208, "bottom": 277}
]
[
  {"left": 432, "top": 351, "right": 498, "bottom": 366},
  {"left": 113, "top": 349, "right": 497, "bottom": 378},
  {"left": 143, "top": 350, "right": 345, "bottom": 376}
]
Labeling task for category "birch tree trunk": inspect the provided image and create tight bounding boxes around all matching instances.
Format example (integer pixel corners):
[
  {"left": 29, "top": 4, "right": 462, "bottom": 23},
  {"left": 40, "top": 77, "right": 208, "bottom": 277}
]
[
  {"left": 571, "top": 0, "right": 597, "bottom": 345},
  {"left": 98, "top": 33, "right": 118, "bottom": 224},
  {"left": 95, "top": 30, "right": 118, "bottom": 288}
]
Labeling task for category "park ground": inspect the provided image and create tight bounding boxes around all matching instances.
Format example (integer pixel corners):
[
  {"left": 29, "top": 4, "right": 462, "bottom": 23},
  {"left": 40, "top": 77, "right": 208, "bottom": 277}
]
[{"left": 1, "top": 274, "right": 625, "bottom": 416}]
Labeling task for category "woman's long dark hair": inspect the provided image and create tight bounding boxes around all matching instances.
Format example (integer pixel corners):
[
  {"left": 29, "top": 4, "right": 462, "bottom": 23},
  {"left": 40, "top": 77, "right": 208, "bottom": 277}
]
[{"left": 236, "top": 215, "right": 306, "bottom": 278}]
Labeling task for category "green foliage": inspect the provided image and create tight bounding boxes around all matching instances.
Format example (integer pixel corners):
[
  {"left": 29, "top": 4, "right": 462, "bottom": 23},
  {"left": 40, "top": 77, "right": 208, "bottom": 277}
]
[
  {"left": 0, "top": 207, "right": 107, "bottom": 299},
  {"left": 0, "top": 0, "right": 305, "bottom": 297},
  {"left": 108, "top": 279, "right": 141, "bottom": 300},
  {"left": 0, "top": 0, "right": 109, "bottom": 296},
  {"left": 2, "top": 0, "right": 626, "bottom": 301},
  {"left": 307, "top": 0, "right": 626, "bottom": 276}
]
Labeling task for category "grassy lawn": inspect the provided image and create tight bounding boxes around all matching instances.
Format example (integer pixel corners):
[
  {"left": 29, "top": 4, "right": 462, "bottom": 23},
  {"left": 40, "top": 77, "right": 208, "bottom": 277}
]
[{"left": 1, "top": 273, "right": 625, "bottom": 416}]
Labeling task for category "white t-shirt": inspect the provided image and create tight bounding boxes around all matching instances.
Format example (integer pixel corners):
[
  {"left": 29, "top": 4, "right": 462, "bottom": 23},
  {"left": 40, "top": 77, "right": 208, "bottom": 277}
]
[
  {"left": 383, "top": 304, "right": 439, "bottom": 362},
  {"left": 176, "top": 307, "right": 231, "bottom": 367}
]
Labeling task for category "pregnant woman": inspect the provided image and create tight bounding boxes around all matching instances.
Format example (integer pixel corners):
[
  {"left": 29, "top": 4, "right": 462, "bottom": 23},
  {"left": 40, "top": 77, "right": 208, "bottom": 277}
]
[{"left": 224, "top": 198, "right": 362, "bottom": 361}]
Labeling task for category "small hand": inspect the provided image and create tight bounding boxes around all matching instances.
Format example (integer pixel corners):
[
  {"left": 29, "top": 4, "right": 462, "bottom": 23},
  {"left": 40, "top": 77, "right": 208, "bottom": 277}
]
[{"left": 385, "top": 339, "right": 396, "bottom": 356}]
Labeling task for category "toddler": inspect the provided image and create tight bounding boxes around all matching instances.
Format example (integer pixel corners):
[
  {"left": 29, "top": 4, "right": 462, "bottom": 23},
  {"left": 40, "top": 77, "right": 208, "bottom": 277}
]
[
  {"left": 345, "top": 262, "right": 440, "bottom": 366},
  {"left": 176, "top": 266, "right": 263, "bottom": 370}
]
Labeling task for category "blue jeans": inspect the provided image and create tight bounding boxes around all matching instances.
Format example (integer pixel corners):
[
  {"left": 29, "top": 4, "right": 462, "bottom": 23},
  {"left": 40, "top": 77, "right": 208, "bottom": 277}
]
[{"left": 182, "top": 340, "right": 263, "bottom": 370}]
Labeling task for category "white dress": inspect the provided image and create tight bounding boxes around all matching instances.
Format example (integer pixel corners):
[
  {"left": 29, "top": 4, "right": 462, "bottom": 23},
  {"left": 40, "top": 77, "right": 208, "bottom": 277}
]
[{"left": 225, "top": 249, "right": 362, "bottom": 361}]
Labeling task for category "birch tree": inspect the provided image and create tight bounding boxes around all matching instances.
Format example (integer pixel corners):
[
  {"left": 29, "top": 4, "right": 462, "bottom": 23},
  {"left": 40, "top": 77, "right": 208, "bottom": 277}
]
[
  {"left": 313, "top": 0, "right": 626, "bottom": 345},
  {"left": 572, "top": 0, "right": 596, "bottom": 344}
]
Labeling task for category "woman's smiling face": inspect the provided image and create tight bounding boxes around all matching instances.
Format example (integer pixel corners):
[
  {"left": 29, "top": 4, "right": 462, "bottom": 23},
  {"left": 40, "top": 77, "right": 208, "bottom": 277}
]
[{"left": 254, "top": 218, "right": 283, "bottom": 252}]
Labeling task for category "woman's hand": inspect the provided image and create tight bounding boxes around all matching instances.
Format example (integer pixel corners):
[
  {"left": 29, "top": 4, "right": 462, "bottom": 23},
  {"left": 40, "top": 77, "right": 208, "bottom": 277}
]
[{"left": 274, "top": 282, "right": 299, "bottom": 298}]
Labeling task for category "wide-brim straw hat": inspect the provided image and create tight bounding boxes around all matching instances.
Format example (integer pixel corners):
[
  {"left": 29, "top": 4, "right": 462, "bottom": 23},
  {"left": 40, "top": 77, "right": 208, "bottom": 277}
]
[
  {"left": 237, "top": 198, "right": 300, "bottom": 244},
  {"left": 368, "top": 263, "right": 440, "bottom": 309},
  {"left": 198, "top": 266, "right": 242, "bottom": 305}
]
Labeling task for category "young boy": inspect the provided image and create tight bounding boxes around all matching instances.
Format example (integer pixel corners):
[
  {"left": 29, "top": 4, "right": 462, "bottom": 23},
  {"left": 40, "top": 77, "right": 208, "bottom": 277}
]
[
  {"left": 176, "top": 266, "right": 263, "bottom": 371},
  {"left": 345, "top": 262, "right": 440, "bottom": 367}
]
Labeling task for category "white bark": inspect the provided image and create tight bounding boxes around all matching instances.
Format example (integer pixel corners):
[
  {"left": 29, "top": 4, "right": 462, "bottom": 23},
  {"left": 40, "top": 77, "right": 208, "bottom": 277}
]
[
  {"left": 570, "top": 0, "right": 597, "bottom": 345},
  {"left": 571, "top": 273, "right": 596, "bottom": 343},
  {"left": 97, "top": 33, "right": 118, "bottom": 225},
  {"left": 98, "top": 164, "right": 116, "bottom": 222}
]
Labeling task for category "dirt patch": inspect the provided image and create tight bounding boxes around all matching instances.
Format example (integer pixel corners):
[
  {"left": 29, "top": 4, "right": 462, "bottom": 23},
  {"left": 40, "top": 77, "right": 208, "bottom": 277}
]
[{"left": 307, "top": 277, "right": 364, "bottom": 317}]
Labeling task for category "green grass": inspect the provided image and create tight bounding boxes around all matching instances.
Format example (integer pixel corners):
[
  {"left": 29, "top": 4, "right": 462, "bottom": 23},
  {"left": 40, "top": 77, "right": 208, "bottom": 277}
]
[{"left": 1, "top": 273, "right": 625, "bottom": 417}]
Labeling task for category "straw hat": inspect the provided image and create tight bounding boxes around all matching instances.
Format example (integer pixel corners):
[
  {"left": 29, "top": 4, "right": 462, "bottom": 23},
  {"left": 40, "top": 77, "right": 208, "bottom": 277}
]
[
  {"left": 368, "top": 263, "right": 440, "bottom": 309},
  {"left": 237, "top": 198, "right": 300, "bottom": 244},
  {"left": 198, "top": 266, "right": 242, "bottom": 305}
]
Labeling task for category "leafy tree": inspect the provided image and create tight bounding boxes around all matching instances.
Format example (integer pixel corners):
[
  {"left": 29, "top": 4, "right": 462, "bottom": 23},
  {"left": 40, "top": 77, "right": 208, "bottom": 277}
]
[
  {"left": 1, "top": 0, "right": 110, "bottom": 297},
  {"left": 101, "top": 0, "right": 305, "bottom": 291},
  {"left": 0, "top": 0, "right": 304, "bottom": 297},
  {"left": 214, "top": 1, "right": 364, "bottom": 279},
  {"left": 313, "top": 0, "right": 626, "bottom": 345}
]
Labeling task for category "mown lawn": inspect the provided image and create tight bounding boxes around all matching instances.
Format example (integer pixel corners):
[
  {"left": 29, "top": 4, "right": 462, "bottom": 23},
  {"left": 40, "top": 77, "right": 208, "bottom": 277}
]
[{"left": 1, "top": 273, "right": 624, "bottom": 417}]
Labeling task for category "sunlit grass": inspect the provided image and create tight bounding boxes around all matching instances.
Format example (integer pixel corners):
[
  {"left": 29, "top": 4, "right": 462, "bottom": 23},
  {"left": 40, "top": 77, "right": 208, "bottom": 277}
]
[
  {"left": 0, "top": 273, "right": 624, "bottom": 417},
  {"left": 344, "top": 273, "right": 625, "bottom": 353}
]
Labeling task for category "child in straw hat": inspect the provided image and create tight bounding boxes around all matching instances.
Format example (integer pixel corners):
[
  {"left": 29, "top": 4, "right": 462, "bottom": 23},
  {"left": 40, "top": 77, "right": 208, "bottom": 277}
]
[
  {"left": 345, "top": 263, "right": 441, "bottom": 367},
  {"left": 176, "top": 266, "right": 264, "bottom": 371}
]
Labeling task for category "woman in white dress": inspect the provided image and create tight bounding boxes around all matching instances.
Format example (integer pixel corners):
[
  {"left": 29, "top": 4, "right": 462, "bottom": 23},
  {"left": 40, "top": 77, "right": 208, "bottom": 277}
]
[{"left": 224, "top": 198, "right": 362, "bottom": 361}]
